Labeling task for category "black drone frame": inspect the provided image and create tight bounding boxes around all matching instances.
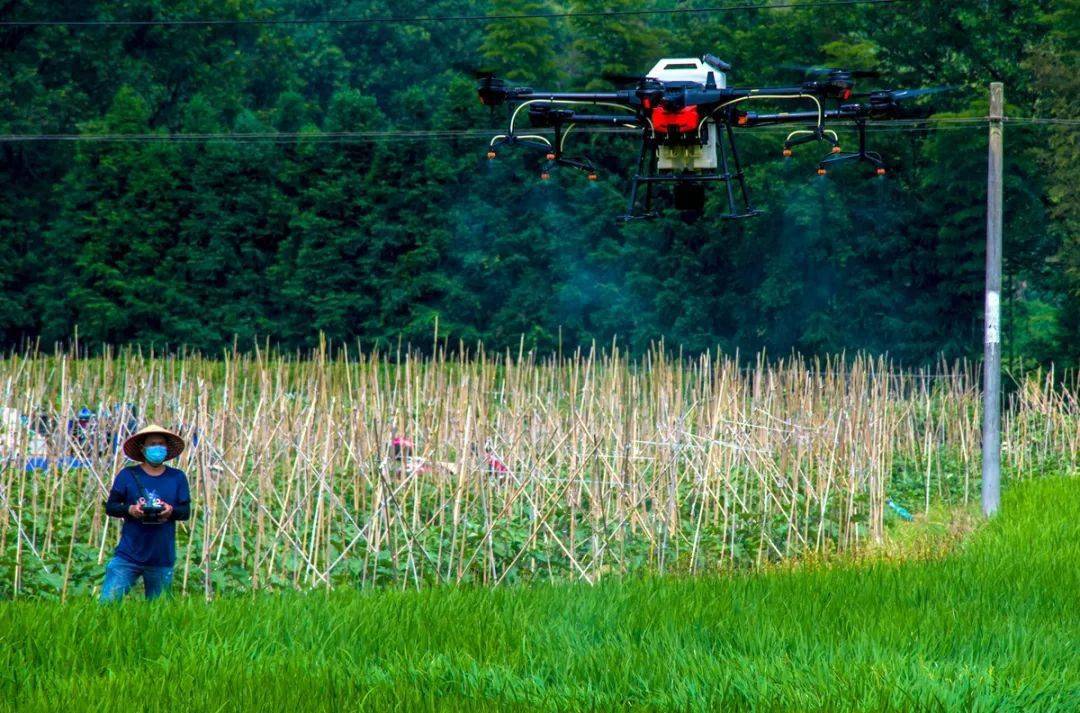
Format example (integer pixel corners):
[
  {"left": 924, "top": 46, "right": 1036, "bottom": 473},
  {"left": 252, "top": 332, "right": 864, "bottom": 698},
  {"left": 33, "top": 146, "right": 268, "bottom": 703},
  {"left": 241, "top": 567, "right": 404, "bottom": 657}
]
[
  {"left": 623, "top": 120, "right": 760, "bottom": 221},
  {"left": 479, "top": 66, "right": 933, "bottom": 220}
]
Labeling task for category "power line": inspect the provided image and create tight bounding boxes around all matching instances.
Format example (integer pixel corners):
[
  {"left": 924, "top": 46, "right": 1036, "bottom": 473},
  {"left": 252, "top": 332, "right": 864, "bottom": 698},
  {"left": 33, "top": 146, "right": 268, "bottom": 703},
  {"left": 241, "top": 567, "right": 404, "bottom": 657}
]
[
  {"left": 0, "top": 126, "right": 992, "bottom": 143},
  {"left": 1005, "top": 117, "right": 1080, "bottom": 126},
  {"left": 0, "top": 0, "right": 904, "bottom": 28},
  {"left": 0, "top": 125, "right": 967, "bottom": 143},
  {"left": 0, "top": 116, "right": 1070, "bottom": 144},
  {"left": 0, "top": 129, "right": 508, "bottom": 143}
]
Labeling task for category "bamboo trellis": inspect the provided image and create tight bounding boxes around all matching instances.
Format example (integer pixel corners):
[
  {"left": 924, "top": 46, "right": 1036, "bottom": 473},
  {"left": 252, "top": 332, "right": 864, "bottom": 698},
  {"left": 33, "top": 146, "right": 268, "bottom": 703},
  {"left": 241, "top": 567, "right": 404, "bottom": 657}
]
[{"left": 0, "top": 342, "right": 1076, "bottom": 599}]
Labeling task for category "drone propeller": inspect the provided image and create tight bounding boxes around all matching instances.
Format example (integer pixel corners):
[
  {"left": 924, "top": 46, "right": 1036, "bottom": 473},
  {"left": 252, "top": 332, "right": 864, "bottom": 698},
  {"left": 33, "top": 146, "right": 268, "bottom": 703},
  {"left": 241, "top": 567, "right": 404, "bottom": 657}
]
[
  {"left": 602, "top": 72, "right": 646, "bottom": 84},
  {"left": 840, "top": 69, "right": 880, "bottom": 79},
  {"left": 602, "top": 72, "right": 662, "bottom": 90},
  {"left": 854, "top": 86, "right": 955, "bottom": 100},
  {"left": 850, "top": 86, "right": 955, "bottom": 120},
  {"left": 780, "top": 64, "right": 881, "bottom": 79},
  {"left": 452, "top": 62, "right": 500, "bottom": 79}
]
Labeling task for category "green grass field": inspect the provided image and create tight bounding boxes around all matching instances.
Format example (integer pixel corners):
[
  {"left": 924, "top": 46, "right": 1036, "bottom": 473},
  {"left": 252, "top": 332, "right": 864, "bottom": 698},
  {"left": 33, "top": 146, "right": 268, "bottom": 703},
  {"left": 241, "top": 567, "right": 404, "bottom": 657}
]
[{"left": 2, "top": 477, "right": 1078, "bottom": 712}]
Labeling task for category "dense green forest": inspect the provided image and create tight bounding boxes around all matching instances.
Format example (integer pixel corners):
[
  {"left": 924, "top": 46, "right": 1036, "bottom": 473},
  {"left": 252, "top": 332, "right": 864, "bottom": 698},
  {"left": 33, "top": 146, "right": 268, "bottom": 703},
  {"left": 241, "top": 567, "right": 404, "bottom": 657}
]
[{"left": 0, "top": 1, "right": 1076, "bottom": 367}]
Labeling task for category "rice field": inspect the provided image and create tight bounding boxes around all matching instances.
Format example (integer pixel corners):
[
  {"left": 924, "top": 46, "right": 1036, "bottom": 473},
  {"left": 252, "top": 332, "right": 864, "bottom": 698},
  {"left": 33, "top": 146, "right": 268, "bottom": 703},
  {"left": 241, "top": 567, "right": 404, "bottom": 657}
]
[
  {"left": 0, "top": 343, "right": 1077, "bottom": 599},
  {"left": 2, "top": 476, "right": 1077, "bottom": 711}
]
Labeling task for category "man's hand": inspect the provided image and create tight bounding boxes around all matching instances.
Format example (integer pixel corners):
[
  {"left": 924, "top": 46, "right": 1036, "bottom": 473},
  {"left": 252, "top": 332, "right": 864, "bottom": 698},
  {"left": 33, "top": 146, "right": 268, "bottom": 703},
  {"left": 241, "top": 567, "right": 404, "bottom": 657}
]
[
  {"left": 159, "top": 501, "right": 174, "bottom": 520},
  {"left": 128, "top": 502, "right": 144, "bottom": 519}
]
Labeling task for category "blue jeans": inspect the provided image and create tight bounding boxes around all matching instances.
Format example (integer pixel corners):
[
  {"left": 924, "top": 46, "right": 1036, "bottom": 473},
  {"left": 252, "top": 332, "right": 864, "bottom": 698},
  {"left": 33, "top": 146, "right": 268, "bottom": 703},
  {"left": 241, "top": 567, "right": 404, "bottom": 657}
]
[{"left": 100, "top": 555, "right": 174, "bottom": 602}]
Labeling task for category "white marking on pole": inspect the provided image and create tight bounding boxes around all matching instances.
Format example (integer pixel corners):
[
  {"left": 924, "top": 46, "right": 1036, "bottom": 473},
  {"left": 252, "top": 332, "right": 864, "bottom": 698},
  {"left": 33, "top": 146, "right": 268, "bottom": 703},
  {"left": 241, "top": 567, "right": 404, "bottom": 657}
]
[{"left": 986, "top": 290, "right": 1000, "bottom": 344}]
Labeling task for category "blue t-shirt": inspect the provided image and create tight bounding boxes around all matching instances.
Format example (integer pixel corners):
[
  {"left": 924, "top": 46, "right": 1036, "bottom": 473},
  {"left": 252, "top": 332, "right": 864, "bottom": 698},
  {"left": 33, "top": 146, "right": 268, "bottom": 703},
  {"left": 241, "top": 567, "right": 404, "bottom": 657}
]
[{"left": 109, "top": 465, "right": 191, "bottom": 567}]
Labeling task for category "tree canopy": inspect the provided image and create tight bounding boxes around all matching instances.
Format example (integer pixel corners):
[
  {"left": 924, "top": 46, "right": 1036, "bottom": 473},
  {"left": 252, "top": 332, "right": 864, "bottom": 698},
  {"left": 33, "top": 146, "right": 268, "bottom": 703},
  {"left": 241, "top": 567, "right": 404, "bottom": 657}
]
[{"left": 0, "top": 0, "right": 1075, "bottom": 369}]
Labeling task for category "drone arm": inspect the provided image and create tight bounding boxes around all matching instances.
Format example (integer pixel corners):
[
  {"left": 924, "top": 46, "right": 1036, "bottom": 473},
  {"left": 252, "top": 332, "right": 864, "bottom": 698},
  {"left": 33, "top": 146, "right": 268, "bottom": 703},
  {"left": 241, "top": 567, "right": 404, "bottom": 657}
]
[
  {"left": 732, "top": 87, "right": 814, "bottom": 97},
  {"left": 478, "top": 79, "right": 631, "bottom": 107},
  {"left": 507, "top": 91, "right": 627, "bottom": 103},
  {"left": 511, "top": 99, "right": 638, "bottom": 137},
  {"left": 739, "top": 109, "right": 855, "bottom": 126},
  {"left": 540, "top": 113, "right": 641, "bottom": 126},
  {"left": 740, "top": 110, "right": 824, "bottom": 125},
  {"left": 698, "top": 93, "right": 824, "bottom": 137}
]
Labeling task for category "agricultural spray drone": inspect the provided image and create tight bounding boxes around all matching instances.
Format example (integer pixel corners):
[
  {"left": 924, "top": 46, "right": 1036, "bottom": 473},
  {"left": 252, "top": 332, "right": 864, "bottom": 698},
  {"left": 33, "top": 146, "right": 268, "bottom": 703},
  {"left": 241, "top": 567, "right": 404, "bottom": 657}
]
[{"left": 478, "top": 56, "right": 945, "bottom": 220}]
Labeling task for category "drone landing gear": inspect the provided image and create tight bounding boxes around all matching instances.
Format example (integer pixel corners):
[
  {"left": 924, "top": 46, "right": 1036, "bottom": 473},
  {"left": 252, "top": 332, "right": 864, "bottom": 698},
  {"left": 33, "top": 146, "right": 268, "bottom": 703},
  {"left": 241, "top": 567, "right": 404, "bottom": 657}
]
[
  {"left": 816, "top": 119, "right": 887, "bottom": 176},
  {"left": 620, "top": 123, "right": 761, "bottom": 222}
]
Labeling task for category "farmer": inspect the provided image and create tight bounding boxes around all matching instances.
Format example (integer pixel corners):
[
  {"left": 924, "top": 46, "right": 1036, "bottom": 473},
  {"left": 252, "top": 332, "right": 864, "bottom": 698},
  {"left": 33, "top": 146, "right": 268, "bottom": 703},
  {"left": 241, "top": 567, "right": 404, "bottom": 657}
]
[{"left": 100, "top": 424, "right": 191, "bottom": 602}]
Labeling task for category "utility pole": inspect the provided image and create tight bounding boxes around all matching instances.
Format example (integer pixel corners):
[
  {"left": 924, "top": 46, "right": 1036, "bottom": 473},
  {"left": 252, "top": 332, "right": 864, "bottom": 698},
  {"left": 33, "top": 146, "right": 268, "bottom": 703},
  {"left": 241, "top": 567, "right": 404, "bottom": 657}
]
[{"left": 982, "top": 82, "right": 1004, "bottom": 517}]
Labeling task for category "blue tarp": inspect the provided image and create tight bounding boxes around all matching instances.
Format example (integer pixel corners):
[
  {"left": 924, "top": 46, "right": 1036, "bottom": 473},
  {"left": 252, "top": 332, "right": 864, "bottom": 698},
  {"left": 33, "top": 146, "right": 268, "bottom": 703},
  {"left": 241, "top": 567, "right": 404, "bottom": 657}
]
[{"left": 1, "top": 456, "right": 91, "bottom": 471}]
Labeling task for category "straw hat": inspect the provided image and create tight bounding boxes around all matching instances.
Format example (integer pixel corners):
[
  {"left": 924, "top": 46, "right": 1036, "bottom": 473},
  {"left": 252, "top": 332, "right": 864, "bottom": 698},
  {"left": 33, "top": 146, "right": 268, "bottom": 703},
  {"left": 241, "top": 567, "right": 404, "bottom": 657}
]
[{"left": 122, "top": 424, "right": 185, "bottom": 462}]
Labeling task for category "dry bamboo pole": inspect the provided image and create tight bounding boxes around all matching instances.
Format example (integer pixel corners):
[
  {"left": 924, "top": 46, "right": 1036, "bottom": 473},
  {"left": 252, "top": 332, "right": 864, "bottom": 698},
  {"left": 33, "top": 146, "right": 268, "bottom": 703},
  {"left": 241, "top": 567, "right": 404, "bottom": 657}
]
[{"left": 1, "top": 344, "right": 1077, "bottom": 596}]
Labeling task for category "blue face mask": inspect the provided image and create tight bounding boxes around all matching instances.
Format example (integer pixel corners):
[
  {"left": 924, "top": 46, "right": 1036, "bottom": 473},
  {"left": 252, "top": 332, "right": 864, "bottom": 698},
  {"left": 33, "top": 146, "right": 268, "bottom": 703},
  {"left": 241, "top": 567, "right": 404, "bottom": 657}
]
[{"left": 144, "top": 444, "right": 168, "bottom": 465}]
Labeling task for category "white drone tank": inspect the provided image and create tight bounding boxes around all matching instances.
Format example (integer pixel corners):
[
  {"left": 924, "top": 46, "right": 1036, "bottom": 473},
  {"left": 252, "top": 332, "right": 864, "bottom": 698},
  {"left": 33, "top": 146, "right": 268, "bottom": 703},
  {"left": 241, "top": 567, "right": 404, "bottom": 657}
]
[{"left": 646, "top": 57, "right": 726, "bottom": 172}]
